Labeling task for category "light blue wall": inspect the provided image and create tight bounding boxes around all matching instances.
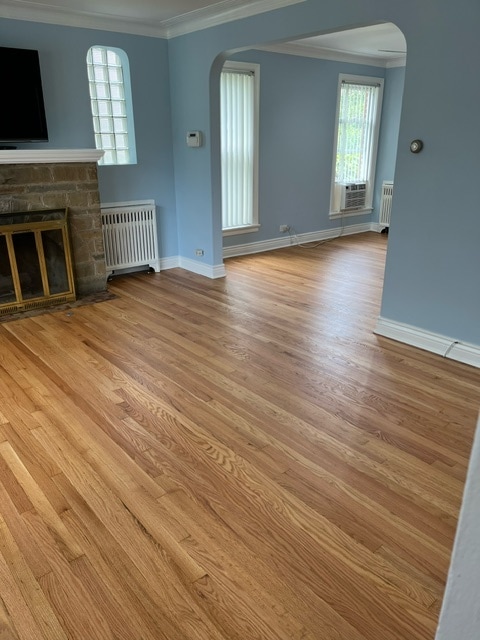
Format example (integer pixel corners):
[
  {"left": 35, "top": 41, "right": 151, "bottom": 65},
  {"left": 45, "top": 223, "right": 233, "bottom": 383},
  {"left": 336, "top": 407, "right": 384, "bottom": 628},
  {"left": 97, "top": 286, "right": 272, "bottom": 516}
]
[
  {"left": 223, "top": 49, "right": 401, "bottom": 248},
  {"left": 0, "top": 18, "right": 178, "bottom": 258},
  {"left": 168, "top": 0, "right": 480, "bottom": 346},
  {"left": 373, "top": 65, "right": 405, "bottom": 222},
  {"left": 168, "top": 36, "right": 222, "bottom": 266}
]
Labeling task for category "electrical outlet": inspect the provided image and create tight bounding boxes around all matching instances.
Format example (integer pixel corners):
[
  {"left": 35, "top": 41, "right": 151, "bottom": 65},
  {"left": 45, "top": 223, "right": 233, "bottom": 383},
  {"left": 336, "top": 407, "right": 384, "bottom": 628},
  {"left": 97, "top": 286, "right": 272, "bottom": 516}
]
[
  {"left": 195, "top": 249, "right": 204, "bottom": 256},
  {"left": 279, "top": 225, "right": 290, "bottom": 233}
]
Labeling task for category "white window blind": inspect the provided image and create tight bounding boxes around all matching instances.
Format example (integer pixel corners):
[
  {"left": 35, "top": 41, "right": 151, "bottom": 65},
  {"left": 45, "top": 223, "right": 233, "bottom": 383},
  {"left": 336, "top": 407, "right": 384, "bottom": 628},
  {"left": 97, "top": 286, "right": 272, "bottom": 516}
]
[
  {"left": 221, "top": 69, "right": 256, "bottom": 231},
  {"left": 87, "top": 46, "right": 135, "bottom": 166},
  {"left": 335, "top": 81, "right": 380, "bottom": 184}
]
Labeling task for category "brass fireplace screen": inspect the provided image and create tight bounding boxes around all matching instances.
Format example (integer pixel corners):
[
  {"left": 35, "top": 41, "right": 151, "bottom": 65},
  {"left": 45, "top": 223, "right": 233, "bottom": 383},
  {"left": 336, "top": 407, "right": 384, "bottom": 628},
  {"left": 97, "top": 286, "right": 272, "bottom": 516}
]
[{"left": 0, "top": 208, "right": 76, "bottom": 316}]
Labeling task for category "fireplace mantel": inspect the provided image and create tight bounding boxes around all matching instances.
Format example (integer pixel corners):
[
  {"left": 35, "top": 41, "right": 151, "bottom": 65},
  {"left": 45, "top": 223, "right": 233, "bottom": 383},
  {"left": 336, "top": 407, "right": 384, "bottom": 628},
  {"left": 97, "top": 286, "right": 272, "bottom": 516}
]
[{"left": 0, "top": 149, "right": 104, "bottom": 164}]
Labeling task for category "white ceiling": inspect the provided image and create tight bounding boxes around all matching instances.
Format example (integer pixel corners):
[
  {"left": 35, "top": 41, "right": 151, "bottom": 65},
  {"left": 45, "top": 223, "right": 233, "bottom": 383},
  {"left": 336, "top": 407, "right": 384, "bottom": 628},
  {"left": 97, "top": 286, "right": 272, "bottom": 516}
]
[
  {"left": 292, "top": 24, "right": 406, "bottom": 60},
  {"left": 0, "top": 0, "right": 406, "bottom": 65},
  {"left": 0, "top": 0, "right": 305, "bottom": 37},
  {"left": 270, "top": 23, "right": 407, "bottom": 67},
  {"left": 6, "top": 0, "right": 237, "bottom": 23}
]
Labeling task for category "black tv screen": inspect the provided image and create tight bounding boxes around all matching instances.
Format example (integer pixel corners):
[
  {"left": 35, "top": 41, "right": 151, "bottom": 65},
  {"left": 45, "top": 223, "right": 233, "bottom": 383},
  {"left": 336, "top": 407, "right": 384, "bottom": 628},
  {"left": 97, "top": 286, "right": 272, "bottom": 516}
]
[{"left": 0, "top": 46, "right": 49, "bottom": 143}]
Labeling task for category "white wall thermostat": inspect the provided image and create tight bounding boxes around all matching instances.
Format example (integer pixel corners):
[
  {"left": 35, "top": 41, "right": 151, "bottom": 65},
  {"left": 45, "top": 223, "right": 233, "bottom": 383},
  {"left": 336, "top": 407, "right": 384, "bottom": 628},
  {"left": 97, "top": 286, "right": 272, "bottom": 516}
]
[{"left": 186, "top": 131, "right": 202, "bottom": 147}]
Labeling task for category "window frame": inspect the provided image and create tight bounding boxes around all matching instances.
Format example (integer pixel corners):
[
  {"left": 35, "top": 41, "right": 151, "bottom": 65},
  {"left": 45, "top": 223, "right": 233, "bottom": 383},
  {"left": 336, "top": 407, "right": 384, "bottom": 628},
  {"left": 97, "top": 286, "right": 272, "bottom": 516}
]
[
  {"left": 329, "top": 73, "right": 384, "bottom": 218},
  {"left": 221, "top": 60, "right": 260, "bottom": 236},
  {"left": 87, "top": 45, "right": 137, "bottom": 166}
]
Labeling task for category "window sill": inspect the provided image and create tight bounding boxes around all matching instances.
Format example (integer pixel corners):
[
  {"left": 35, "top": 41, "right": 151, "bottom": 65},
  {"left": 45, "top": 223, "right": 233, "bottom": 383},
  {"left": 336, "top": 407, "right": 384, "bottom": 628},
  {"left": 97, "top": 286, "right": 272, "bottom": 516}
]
[
  {"left": 223, "top": 224, "right": 260, "bottom": 237},
  {"left": 99, "top": 161, "right": 137, "bottom": 167},
  {"left": 329, "top": 208, "right": 372, "bottom": 219}
]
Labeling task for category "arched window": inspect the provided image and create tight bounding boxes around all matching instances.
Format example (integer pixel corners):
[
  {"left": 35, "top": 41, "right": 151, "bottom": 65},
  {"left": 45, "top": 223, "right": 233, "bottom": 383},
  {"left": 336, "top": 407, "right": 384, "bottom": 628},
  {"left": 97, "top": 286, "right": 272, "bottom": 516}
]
[{"left": 86, "top": 46, "right": 137, "bottom": 165}]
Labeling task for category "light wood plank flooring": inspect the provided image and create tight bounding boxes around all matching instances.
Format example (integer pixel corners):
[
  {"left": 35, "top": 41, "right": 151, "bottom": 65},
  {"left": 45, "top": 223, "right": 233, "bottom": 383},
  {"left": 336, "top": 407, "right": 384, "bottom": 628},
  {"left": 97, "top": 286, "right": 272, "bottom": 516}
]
[{"left": 0, "top": 232, "right": 478, "bottom": 639}]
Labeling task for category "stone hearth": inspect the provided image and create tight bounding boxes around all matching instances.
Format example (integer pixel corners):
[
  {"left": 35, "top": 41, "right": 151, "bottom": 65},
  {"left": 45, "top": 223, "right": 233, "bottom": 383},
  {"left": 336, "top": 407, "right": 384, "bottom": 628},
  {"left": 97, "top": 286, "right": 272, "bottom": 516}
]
[{"left": 0, "top": 150, "right": 107, "bottom": 297}]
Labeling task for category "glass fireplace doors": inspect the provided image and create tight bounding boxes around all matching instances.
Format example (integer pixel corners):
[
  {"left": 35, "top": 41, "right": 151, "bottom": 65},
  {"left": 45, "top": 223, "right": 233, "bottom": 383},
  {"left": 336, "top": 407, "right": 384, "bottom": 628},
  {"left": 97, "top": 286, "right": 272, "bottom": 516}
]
[{"left": 0, "top": 208, "right": 76, "bottom": 315}]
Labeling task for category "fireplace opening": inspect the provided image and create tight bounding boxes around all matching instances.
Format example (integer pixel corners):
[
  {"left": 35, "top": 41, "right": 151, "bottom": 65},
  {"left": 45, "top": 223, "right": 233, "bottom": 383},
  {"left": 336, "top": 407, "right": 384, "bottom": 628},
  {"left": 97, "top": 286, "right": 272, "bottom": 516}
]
[{"left": 0, "top": 208, "right": 76, "bottom": 315}]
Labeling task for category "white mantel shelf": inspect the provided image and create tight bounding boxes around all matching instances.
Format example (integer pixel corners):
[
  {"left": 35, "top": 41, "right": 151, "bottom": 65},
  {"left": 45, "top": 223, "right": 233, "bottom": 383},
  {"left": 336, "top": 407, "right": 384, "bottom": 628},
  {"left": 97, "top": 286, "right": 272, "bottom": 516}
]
[{"left": 0, "top": 149, "right": 104, "bottom": 164}]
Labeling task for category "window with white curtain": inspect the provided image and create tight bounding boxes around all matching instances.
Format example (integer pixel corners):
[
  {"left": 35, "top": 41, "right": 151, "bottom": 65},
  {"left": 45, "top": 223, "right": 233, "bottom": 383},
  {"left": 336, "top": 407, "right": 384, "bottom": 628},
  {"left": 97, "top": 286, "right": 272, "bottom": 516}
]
[
  {"left": 330, "top": 74, "right": 383, "bottom": 215},
  {"left": 87, "top": 46, "right": 137, "bottom": 166},
  {"left": 220, "top": 62, "right": 260, "bottom": 234}
]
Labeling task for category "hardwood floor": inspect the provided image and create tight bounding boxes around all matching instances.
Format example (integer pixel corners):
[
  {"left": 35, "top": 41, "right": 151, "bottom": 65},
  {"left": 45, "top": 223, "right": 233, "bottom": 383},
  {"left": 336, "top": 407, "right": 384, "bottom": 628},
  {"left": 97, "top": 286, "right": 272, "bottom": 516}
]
[{"left": 0, "top": 231, "right": 478, "bottom": 639}]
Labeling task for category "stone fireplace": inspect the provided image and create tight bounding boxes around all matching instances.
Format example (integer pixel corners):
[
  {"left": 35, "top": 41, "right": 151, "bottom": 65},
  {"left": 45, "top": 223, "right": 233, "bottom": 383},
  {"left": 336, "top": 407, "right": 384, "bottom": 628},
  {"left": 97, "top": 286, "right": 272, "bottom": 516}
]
[{"left": 0, "top": 150, "right": 107, "bottom": 304}]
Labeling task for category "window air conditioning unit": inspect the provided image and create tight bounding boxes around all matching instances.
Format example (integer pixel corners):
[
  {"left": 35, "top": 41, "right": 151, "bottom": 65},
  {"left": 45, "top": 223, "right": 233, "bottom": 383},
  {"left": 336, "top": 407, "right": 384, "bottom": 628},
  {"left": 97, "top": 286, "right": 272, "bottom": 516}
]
[{"left": 340, "top": 183, "right": 367, "bottom": 211}]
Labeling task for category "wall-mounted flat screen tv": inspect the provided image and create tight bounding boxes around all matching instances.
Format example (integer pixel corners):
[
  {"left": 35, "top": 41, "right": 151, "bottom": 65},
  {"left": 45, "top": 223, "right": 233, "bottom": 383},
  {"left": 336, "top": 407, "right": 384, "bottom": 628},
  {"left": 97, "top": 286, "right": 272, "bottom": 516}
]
[{"left": 0, "top": 46, "right": 49, "bottom": 143}]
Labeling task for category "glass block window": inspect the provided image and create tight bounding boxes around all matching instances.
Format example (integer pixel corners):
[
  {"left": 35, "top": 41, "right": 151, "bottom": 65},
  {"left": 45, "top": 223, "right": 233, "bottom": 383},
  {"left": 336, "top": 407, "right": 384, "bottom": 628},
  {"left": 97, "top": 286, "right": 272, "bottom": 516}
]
[{"left": 87, "top": 46, "right": 136, "bottom": 165}]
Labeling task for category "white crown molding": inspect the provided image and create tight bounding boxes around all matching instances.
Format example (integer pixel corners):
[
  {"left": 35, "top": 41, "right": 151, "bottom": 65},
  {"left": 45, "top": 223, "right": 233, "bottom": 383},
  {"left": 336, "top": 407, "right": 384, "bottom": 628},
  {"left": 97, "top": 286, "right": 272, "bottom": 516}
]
[
  {"left": 375, "top": 317, "right": 480, "bottom": 369},
  {"left": 0, "top": 0, "right": 169, "bottom": 37},
  {"left": 163, "top": 0, "right": 305, "bottom": 38},
  {"left": 386, "top": 56, "right": 407, "bottom": 68},
  {"left": 256, "top": 41, "right": 406, "bottom": 68},
  {"left": 0, "top": 0, "right": 306, "bottom": 38},
  {"left": 0, "top": 149, "right": 104, "bottom": 164},
  {"left": 0, "top": 0, "right": 405, "bottom": 70}
]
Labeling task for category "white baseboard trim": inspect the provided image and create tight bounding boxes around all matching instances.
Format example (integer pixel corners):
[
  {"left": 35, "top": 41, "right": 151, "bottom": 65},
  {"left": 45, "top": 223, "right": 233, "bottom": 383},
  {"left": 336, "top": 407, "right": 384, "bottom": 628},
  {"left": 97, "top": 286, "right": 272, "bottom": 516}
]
[
  {"left": 375, "top": 316, "right": 480, "bottom": 369},
  {"left": 371, "top": 222, "right": 388, "bottom": 233},
  {"left": 161, "top": 255, "right": 226, "bottom": 278},
  {"left": 223, "top": 222, "right": 374, "bottom": 259},
  {"left": 178, "top": 257, "right": 226, "bottom": 279},
  {"left": 160, "top": 256, "right": 180, "bottom": 271},
  {"left": 162, "top": 223, "right": 382, "bottom": 277},
  {"left": 160, "top": 255, "right": 226, "bottom": 278}
]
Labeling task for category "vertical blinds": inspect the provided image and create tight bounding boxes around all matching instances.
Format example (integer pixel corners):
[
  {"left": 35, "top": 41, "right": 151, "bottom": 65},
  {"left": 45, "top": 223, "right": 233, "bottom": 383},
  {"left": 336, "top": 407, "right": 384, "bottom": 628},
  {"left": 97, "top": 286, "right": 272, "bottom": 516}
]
[
  {"left": 335, "top": 82, "right": 379, "bottom": 184},
  {"left": 220, "top": 70, "right": 255, "bottom": 229}
]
